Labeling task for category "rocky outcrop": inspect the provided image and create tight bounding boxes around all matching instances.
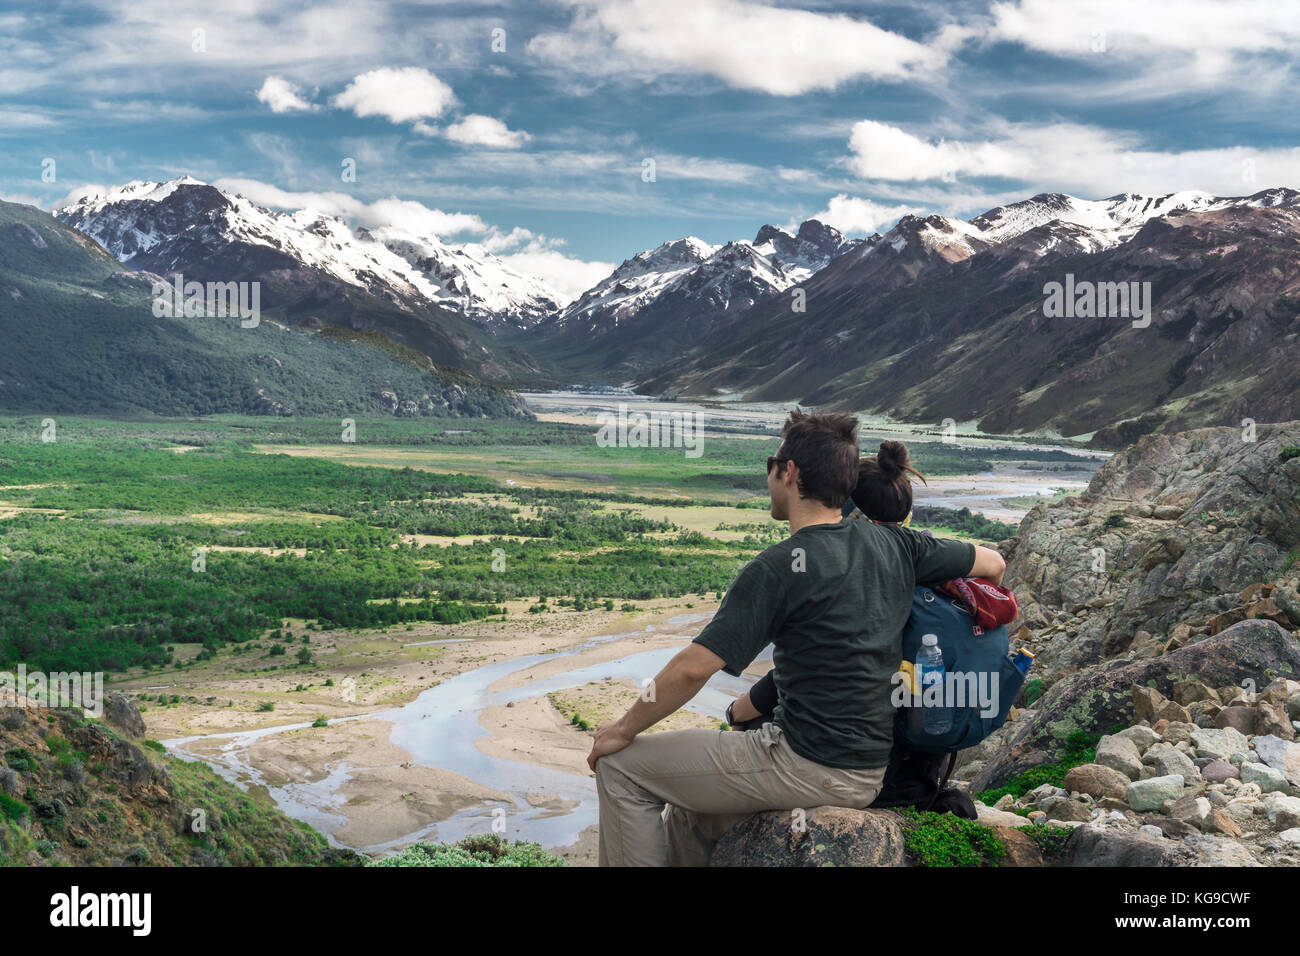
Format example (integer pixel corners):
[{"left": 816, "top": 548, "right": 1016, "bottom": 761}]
[
  {"left": 1002, "top": 423, "right": 1300, "bottom": 673},
  {"left": 102, "top": 692, "right": 146, "bottom": 739},
  {"left": 710, "top": 807, "right": 906, "bottom": 867}
]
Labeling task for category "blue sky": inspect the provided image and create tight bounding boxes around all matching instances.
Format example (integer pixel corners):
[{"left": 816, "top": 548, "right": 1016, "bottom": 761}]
[{"left": 3, "top": 0, "right": 1299, "bottom": 298}]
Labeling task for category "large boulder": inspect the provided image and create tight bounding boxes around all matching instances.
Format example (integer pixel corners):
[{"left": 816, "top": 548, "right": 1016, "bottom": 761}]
[
  {"left": 1063, "top": 824, "right": 1194, "bottom": 866},
  {"left": 1000, "top": 424, "right": 1300, "bottom": 673},
  {"left": 102, "top": 693, "right": 147, "bottom": 739},
  {"left": 710, "top": 807, "right": 907, "bottom": 867},
  {"left": 971, "top": 620, "right": 1300, "bottom": 792}
]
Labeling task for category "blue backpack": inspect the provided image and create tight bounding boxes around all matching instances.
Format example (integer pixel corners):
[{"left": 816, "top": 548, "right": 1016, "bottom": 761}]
[
  {"left": 894, "top": 583, "right": 1025, "bottom": 753},
  {"left": 866, "top": 584, "right": 1026, "bottom": 817}
]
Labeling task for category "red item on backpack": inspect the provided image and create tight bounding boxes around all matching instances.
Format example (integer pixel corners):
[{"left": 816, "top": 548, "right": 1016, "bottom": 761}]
[{"left": 935, "top": 577, "right": 1019, "bottom": 631}]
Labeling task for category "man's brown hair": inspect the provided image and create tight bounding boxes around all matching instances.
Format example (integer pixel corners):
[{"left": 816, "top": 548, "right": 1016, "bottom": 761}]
[{"left": 774, "top": 409, "right": 859, "bottom": 508}]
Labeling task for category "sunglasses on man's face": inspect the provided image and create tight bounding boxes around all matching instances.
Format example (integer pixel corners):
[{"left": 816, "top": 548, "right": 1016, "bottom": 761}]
[{"left": 766, "top": 455, "right": 791, "bottom": 474}]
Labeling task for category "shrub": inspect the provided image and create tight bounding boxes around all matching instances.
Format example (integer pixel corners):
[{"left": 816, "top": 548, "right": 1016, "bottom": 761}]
[
  {"left": 369, "top": 834, "right": 565, "bottom": 867},
  {"left": 257, "top": 702, "right": 275, "bottom": 712},
  {"left": 0, "top": 793, "right": 29, "bottom": 823},
  {"left": 976, "top": 730, "right": 1099, "bottom": 805},
  {"left": 312, "top": 716, "right": 328, "bottom": 728},
  {"left": 898, "top": 808, "right": 1007, "bottom": 867}
]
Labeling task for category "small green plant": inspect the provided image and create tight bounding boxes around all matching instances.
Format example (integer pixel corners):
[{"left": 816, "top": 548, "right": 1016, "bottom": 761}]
[
  {"left": 1016, "top": 823, "right": 1072, "bottom": 860},
  {"left": 1022, "top": 678, "right": 1045, "bottom": 707},
  {"left": 1279, "top": 446, "right": 1300, "bottom": 463},
  {"left": 898, "top": 808, "right": 1007, "bottom": 867},
  {"left": 257, "top": 701, "right": 275, "bottom": 712},
  {"left": 1103, "top": 513, "right": 1128, "bottom": 530},
  {"left": 976, "top": 730, "right": 1099, "bottom": 805},
  {"left": 0, "top": 793, "right": 29, "bottom": 823},
  {"left": 369, "top": 834, "right": 566, "bottom": 867},
  {"left": 312, "top": 716, "right": 329, "bottom": 728}
]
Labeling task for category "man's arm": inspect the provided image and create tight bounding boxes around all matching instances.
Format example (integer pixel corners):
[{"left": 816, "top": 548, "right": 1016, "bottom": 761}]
[
  {"left": 969, "top": 545, "right": 1006, "bottom": 585},
  {"left": 586, "top": 643, "right": 725, "bottom": 771}
]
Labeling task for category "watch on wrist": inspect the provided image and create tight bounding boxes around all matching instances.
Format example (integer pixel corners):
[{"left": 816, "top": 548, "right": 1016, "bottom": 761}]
[{"left": 725, "top": 701, "right": 736, "bottom": 726}]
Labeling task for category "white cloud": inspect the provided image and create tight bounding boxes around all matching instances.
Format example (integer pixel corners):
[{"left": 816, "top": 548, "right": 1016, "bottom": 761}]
[
  {"left": 444, "top": 114, "right": 532, "bottom": 149},
  {"left": 332, "top": 67, "right": 456, "bottom": 124},
  {"left": 256, "top": 76, "right": 316, "bottom": 113},
  {"left": 213, "top": 178, "right": 491, "bottom": 237},
  {"left": 990, "top": 0, "right": 1300, "bottom": 63},
  {"left": 528, "top": 0, "right": 945, "bottom": 95},
  {"left": 845, "top": 119, "right": 1300, "bottom": 198},
  {"left": 800, "top": 195, "right": 922, "bottom": 236},
  {"left": 495, "top": 244, "right": 615, "bottom": 303}
]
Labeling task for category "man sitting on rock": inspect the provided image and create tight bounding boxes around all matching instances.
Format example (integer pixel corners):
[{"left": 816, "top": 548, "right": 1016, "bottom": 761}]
[{"left": 587, "top": 409, "right": 1006, "bottom": 866}]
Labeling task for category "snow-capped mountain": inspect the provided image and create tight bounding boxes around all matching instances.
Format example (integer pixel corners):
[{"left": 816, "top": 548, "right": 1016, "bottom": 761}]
[
  {"left": 528, "top": 219, "right": 859, "bottom": 379},
  {"left": 366, "top": 227, "right": 562, "bottom": 330},
  {"left": 54, "top": 178, "right": 550, "bottom": 383},
  {"left": 55, "top": 177, "right": 562, "bottom": 331},
  {"left": 549, "top": 219, "right": 857, "bottom": 333}
]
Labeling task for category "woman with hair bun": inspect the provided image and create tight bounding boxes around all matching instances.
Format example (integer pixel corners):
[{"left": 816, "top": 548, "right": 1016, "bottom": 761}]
[{"left": 848, "top": 440, "right": 928, "bottom": 526}]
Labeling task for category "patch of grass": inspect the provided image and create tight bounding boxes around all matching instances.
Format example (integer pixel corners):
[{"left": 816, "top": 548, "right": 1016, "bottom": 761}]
[
  {"left": 1016, "top": 823, "right": 1072, "bottom": 861},
  {"left": 1279, "top": 446, "right": 1300, "bottom": 464},
  {"left": 897, "top": 808, "right": 1007, "bottom": 867},
  {"left": 1022, "top": 678, "right": 1045, "bottom": 707},
  {"left": 0, "top": 793, "right": 30, "bottom": 823},
  {"left": 311, "top": 716, "right": 328, "bottom": 728},
  {"left": 369, "top": 833, "right": 566, "bottom": 867},
  {"left": 975, "top": 730, "right": 1099, "bottom": 805}
]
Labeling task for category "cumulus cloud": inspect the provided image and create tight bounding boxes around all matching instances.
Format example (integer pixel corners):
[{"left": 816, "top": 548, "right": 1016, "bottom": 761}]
[
  {"left": 332, "top": 67, "right": 456, "bottom": 124},
  {"left": 799, "top": 195, "right": 922, "bottom": 236},
  {"left": 443, "top": 115, "right": 532, "bottom": 149},
  {"left": 493, "top": 244, "right": 616, "bottom": 303},
  {"left": 212, "top": 178, "right": 489, "bottom": 237},
  {"left": 528, "top": 0, "right": 944, "bottom": 95},
  {"left": 845, "top": 119, "right": 1300, "bottom": 198},
  {"left": 256, "top": 76, "right": 316, "bottom": 113}
]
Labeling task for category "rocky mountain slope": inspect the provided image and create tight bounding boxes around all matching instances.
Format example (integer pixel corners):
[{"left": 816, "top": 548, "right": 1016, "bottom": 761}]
[
  {"left": 637, "top": 189, "right": 1300, "bottom": 443},
  {"left": 0, "top": 199, "right": 526, "bottom": 418},
  {"left": 54, "top": 179, "right": 550, "bottom": 383},
  {"left": 0, "top": 695, "right": 359, "bottom": 866}
]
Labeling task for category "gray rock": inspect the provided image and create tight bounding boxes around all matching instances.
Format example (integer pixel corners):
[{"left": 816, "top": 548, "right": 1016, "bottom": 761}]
[
  {"left": 1138, "top": 824, "right": 1164, "bottom": 838},
  {"left": 1126, "top": 774, "right": 1187, "bottom": 811},
  {"left": 1265, "top": 795, "right": 1300, "bottom": 829},
  {"left": 1096, "top": 734, "right": 1144, "bottom": 780},
  {"left": 1253, "top": 735, "right": 1300, "bottom": 787},
  {"left": 1115, "top": 725, "right": 1162, "bottom": 753},
  {"left": 1147, "top": 743, "right": 1198, "bottom": 784},
  {"left": 1190, "top": 726, "right": 1251, "bottom": 761},
  {"left": 1279, "top": 828, "right": 1300, "bottom": 845},
  {"left": 1063, "top": 824, "right": 1194, "bottom": 866},
  {"left": 1184, "top": 833, "right": 1262, "bottom": 866},
  {"left": 1241, "top": 762, "right": 1292, "bottom": 795},
  {"left": 711, "top": 806, "right": 906, "bottom": 867},
  {"left": 102, "top": 693, "right": 147, "bottom": 738}
]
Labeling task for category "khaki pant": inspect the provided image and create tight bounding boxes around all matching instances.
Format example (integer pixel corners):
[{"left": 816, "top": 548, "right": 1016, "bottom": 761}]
[{"left": 595, "top": 722, "right": 886, "bottom": 866}]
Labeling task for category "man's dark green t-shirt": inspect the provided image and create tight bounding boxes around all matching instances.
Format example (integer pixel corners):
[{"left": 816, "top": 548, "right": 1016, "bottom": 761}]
[{"left": 692, "top": 520, "right": 975, "bottom": 770}]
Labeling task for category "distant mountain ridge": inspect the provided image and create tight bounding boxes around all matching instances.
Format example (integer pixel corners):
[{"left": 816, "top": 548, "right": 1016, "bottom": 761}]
[{"left": 630, "top": 187, "right": 1300, "bottom": 443}]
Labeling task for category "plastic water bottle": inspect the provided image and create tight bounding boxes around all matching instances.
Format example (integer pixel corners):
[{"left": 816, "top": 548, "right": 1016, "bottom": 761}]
[
  {"left": 1012, "top": 648, "right": 1035, "bottom": 675},
  {"left": 917, "top": 634, "right": 953, "bottom": 735}
]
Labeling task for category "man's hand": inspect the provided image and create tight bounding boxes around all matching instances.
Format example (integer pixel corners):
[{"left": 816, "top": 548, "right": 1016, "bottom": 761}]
[
  {"left": 584, "top": 643, "right": 726, "bottom": 772},
  {"left": 587, "top": 720, "right": 634, "bottom": 772}
]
